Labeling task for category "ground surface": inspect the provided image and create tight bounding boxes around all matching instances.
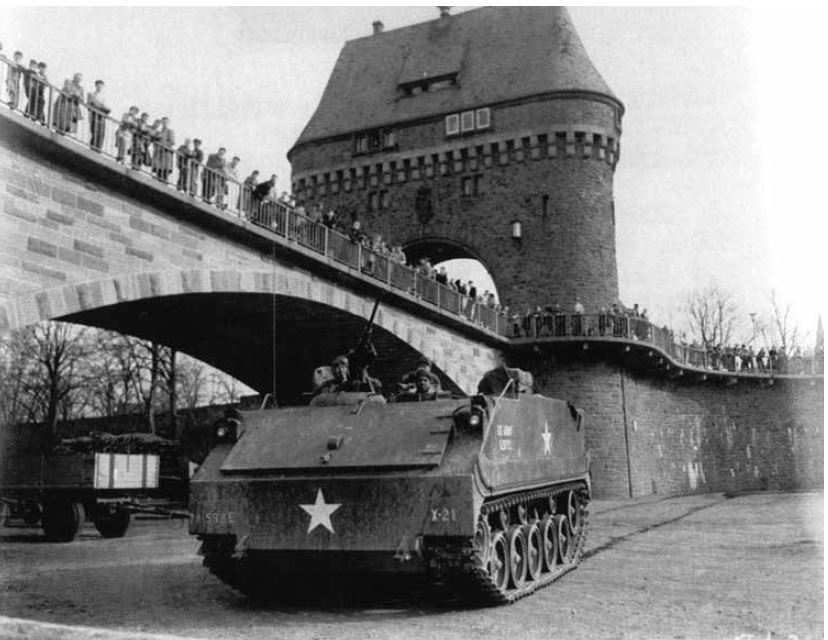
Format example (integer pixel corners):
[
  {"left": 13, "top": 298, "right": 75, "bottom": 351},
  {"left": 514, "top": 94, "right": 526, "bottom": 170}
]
[{"left": 0, "top": 492, "right": 822, "bottom": 640}]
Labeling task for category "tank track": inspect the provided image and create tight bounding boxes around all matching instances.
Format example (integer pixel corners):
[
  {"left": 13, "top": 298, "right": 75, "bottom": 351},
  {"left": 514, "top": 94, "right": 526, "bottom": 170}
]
[{"left": 429, "top": 481, "right": 590, "bottom": 605}]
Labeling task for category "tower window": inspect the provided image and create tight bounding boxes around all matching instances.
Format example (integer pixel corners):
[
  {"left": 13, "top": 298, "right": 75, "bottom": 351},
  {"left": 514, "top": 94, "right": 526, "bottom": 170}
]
[
  {"left": 445, "top": 114, "right": 460, "bottom": 136},
  {"left": 462, "top": 174, "right": 483, "bottom": 197},
  {"left": 476, "top": 107, "right": 491, "bottom": 129},
  {"left": 461, "top": 111, "right": 475, "bottom": 132}
]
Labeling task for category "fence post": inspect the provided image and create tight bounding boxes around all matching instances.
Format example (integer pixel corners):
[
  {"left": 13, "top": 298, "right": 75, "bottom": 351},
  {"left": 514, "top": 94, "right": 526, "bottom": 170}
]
[
  {"left": 323, "top": 225, "right": 328, "bottom": 257},
  {"left": 357, "top": 242, "right": 362, "bottom": 272},
  {"left": 386, "top": 258, "right": 391, "bottom": 284}
]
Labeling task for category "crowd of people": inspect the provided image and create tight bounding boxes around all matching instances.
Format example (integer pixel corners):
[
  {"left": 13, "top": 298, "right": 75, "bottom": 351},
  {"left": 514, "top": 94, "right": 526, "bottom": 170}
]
[{"left": 0, "top": 44, "right": 281, "bottom": 215}]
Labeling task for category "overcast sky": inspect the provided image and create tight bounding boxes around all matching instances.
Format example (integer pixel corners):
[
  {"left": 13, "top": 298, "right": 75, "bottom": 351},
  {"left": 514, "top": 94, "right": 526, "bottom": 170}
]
[{"left": 2, "top": 5, "right": 825, "bottom": 343}]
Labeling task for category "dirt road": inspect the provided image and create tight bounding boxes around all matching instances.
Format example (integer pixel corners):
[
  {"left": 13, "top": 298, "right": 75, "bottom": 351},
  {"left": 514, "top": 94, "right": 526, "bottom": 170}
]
[{"left": 0, "top": 492, "right": 822, "bottom": 640}]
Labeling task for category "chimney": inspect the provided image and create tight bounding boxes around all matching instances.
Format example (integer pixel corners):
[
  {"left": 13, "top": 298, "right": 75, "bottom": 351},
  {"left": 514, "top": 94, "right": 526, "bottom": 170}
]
[
  {"left": 372, "top": 20, "right": 384, "bottom": 35},
  {"left": 438, "top": 6, "right": 451, "bottom": 18}
]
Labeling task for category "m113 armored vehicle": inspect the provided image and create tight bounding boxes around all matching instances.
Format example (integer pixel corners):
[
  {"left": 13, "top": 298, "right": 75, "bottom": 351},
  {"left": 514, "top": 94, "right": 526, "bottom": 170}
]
[{"left": 189, "top": 366, "right": 591, "bottom": 604}]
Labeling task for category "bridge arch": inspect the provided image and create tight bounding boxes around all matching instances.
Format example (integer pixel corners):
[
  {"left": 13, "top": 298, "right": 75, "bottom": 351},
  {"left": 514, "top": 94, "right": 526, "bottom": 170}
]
[{"left": 8, "top": 268, "right": 502, "bottom": 401}]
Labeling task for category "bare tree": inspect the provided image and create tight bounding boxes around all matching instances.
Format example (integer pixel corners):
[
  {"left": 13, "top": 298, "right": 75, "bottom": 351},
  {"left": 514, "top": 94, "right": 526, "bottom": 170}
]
[
  {"left": 683, "top": 283, "right": 743, "bottom": 349},
  {"left": 756, "top": 289, "right": 805, "bottom": 353},
  {"left": 0, "top": 322, "right": 91, "bottom": 440}
]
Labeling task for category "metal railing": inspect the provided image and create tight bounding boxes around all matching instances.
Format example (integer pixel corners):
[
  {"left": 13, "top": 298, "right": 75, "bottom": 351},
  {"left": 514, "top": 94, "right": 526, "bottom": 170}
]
[
  {"left": 1, "top": 57, "right": 823, "bottom": 376},
  {"left": 511, "top": 311, "right": 823, "bottom": 376}
]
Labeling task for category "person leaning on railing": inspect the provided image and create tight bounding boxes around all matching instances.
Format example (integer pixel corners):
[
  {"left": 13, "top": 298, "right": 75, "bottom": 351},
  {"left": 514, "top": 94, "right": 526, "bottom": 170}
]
[
  {"left": 5, "top": 50, "right": 24, "bottom": 110},
  {"left": 52, "top": 73, "right": 84, "bottom": 134},
  {"left": 86, "top": 79, "right": 109, "bottom": 151},
  {"left": 151, "top": 117, "right": 175, "bottom": 182},
  {"left": 115, "top": 105, "right": 138, "bottom": 162}
]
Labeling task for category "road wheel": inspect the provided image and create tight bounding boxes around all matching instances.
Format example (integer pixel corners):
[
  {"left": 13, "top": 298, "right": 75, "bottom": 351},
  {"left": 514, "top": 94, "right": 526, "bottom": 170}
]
[
  {"left": 555, "top": 515, "right": 572, "bottom": 564},
  {"left": 94, "top": 509, "right": 131, "bottom": 538},
  {"left": 540, "top": 515, "right": 559, "bottom": 572},
  {"left": 42, "top": 500, "right": 85, "bottom": 542},
  {"left": 473, "top": 515, "right": 491, "bottom": 566},
  {"left": 523, "top": 522, "right": 543, "bottom": 581},
  {"left": 567, "top": 490, "right": 583, "bottom": 534},
  {"left": 506, "top": 525, "right": 527, "bottom": 590},
  {"left": 487, "top": 531, "right": 510, "bottom": 594}
]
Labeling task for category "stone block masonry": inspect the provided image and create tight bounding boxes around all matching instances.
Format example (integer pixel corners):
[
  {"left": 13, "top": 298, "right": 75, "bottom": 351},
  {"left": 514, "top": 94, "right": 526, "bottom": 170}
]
[{"left": 533, "top": 357, "right": 823, "bottom": 498}]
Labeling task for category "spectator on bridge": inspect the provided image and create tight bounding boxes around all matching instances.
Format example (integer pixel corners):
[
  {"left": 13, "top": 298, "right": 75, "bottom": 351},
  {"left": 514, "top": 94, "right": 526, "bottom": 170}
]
[
  {"left": 322, "top": 208, "right": 336, "bottom": 229},
  {"left": 86, "top": 79, "right": 109, "bottom": 151},
  {"left": 53, "top": 73, "right": 84, "bottom": 134},
  {"left": 6, "top": 50, "right": 24, "bottom": 110},
  {"left": 22, "top": 59, "right": 37, "bottom": 118},
  {"left": 24, "top": 60, "right": 48, "bottom": 123},
  {"left": 115, "top": 105, "right": 138, "bottom": 162},
  {"left": 151, "top": 117, "right": 176, "bottom": 182},
  {"left": 756, "top": 346, "right": 767, "bottom": 371},
  {"left": 131, "top": 112, "right": 152, "bottom": 169},
  {"left": 223, "top": 155, "right": 241, "bottom": 209},
  {"left": 176, "top": 139, "right": 193, "bottom": 192},
  {"left": 572, "top": 298, "right": 585, "bottom": 336},
  {"left": 241, "top": 170, "right": 259, "bottom": 214},
  {"left": 190, "top": 138, "right": 204, "bottom": 195},
  {"left": 203, "top": 147, "right": 227, "bottom": 204},
  {"left": 251, "top": 173, "right": 276, "bottom": 214}
]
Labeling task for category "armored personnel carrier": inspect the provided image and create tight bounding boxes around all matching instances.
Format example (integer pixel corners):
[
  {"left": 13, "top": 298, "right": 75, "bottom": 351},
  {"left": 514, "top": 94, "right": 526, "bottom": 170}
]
[{"left": 189, "top": 367, "right": 590, "bottom": 604}]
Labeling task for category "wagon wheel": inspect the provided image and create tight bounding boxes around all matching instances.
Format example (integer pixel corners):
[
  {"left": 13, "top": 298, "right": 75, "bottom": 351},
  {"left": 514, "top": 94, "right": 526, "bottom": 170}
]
[
  {"left": 506, "top": 525, "right": 528, "bottom": 590},
  {"left": 540, "top": 515, "right": 559, "bottom": 572},
  {"left": 473, "top": 514, "right": 492, "bottom": 566},
  {"left": 554, "top": 515, "right": 572, "bottom": 564},
  {"left": 522, "top": 522, "right": 543, "bottom": 581},
  {"left": 42, "top": 500, "right": 85, "bottom": 543},
  {"left": 94, "top": 509, "right": 131, "bottom": 538},
  {"left": 487, "top": 531, "right": 510, "bottom": 594}
]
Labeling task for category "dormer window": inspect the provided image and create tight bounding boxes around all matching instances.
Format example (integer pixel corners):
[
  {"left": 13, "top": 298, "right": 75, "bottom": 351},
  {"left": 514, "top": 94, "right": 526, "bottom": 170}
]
[{"left": 398, "top": 43, "right": 464, "bottom": 97}]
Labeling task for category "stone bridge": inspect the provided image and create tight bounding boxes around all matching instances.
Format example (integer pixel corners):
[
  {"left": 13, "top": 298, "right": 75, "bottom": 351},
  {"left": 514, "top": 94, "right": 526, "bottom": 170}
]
[{"left": 0, "top": 112, "right": 505, "bottom": 400}]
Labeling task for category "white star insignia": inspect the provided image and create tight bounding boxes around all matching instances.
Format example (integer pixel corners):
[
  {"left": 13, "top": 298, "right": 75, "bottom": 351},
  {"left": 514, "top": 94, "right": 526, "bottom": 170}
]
[
  {"left": 541, "top": 421, "right": 552, "bottom": 455},
  {"left": 299, "top": 488, "right": 341, "bottom": 534}
]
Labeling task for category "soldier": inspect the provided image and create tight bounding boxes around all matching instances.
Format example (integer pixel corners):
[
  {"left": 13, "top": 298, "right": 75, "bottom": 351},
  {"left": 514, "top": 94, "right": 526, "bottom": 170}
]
[
  {"left": 395, "top": 368, "right": 440, "bottom": 402},
  {"left": 400, "top": 356, "right": 441, "bottom": 390},
  {"left": 314, "top": 354, "right": 354, "bottom": 394}
]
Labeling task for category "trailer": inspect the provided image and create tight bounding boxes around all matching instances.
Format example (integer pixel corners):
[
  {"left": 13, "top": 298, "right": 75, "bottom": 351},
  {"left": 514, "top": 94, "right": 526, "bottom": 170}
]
[{"left": 1, "top": 431, "right": 180, "bottom": 542}]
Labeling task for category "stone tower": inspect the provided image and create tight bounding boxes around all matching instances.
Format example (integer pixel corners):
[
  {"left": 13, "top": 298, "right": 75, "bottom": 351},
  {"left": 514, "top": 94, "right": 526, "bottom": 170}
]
[{"left": 289, "top": 6, "right": 623, "bottom": 312}]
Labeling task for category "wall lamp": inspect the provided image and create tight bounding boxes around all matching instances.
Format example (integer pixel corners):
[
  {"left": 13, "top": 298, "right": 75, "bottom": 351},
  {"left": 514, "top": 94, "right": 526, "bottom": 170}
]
[{"left": 511, "top": 219, "right": 522, "bottom": 241}]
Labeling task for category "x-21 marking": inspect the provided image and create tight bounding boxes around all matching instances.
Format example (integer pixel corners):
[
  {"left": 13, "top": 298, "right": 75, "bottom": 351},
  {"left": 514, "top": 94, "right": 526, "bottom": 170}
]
[{"left": 430, "top": 507, "right": 457, "bottom": 522}]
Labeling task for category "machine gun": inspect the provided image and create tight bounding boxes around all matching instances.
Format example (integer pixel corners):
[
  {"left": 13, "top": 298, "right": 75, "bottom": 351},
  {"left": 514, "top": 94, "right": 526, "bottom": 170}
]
[{"left": 347, "top": 299, "right": 381, "bottom": 390}]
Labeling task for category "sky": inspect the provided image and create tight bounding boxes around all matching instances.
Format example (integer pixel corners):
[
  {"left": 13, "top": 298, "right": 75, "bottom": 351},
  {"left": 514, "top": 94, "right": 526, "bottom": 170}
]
[{"left": 2, "top": 5, "right": 826, "bottom": 344}]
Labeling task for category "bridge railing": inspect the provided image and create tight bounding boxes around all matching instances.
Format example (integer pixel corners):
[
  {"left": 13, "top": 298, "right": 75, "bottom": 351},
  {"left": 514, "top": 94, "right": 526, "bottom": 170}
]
[{"left": 1, "top": 60, "right": 823, "bottom": 374}]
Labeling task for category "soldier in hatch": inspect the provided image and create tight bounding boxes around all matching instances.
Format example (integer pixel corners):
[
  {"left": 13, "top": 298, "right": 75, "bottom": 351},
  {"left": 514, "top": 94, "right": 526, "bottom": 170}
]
[
  {"left": 400, "top": 356, "right": 442, "bottom": 390},
  {"left": 314, "top": 353, "right": 383, "bottom": 395},
  {"left": 395, "top": 367, "right": 442, "bottom": 402}
]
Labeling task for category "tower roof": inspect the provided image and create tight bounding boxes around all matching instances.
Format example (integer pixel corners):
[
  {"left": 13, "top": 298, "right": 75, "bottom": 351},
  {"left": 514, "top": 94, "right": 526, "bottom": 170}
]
[{"left": 291, "top": 6, "right": 621, "bottom": 152}]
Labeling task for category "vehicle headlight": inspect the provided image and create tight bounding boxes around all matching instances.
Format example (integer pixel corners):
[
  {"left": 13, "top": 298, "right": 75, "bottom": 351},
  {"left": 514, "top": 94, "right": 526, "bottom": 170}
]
[{"left": 215, "top": 419, "right": 239, "bottom": 443}]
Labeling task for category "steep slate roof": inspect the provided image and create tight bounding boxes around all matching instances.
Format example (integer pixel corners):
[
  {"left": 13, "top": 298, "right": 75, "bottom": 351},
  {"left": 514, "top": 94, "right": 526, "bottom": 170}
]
[{"left": 292, "top": 6, "right": 620, "bottom": 151}]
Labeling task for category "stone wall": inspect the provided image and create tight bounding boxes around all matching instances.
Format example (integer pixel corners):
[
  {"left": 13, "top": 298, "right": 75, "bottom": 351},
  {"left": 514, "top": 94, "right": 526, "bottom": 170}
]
[{"left": 533, "top": 356, "right": 824, "bottom": 497}]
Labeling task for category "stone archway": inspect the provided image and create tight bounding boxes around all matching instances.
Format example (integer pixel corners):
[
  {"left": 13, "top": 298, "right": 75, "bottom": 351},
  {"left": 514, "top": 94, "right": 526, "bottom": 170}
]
[{"left": 8, "top": 268, "right": 503, "bottom": 401}]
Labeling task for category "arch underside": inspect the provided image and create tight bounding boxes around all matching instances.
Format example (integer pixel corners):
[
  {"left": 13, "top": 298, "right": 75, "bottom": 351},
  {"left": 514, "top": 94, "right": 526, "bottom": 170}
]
[{"left": 59, "top": 293, "right": 465, "bottom": 403}]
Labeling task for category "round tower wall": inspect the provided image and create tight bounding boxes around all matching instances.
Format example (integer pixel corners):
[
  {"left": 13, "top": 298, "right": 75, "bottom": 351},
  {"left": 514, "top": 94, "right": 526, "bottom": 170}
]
[{"left": 290, "top": 95, "right": 621, "bottom": 312}]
